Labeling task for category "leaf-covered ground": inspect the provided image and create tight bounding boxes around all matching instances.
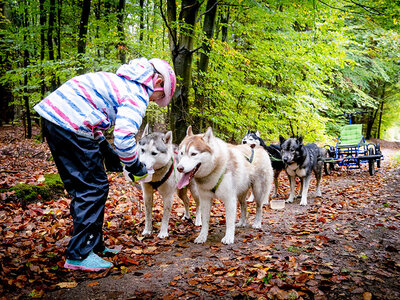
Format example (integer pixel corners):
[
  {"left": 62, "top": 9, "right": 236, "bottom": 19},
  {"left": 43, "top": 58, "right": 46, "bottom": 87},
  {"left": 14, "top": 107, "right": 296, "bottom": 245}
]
[{"left": 1, "top": 125, "right": 399, "bottom": 300}]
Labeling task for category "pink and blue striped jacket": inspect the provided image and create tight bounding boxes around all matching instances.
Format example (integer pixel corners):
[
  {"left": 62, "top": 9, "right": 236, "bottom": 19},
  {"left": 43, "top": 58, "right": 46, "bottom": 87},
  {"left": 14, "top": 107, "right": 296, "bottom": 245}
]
[{"left": 34, "top": 57, "right": 156, "bottom": 166}]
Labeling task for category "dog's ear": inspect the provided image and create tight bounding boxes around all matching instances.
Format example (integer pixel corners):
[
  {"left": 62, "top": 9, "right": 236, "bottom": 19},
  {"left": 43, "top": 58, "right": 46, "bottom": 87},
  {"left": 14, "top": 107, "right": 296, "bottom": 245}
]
[
  {"left": 187, "top": 126, "right": 193, "bottom": 136},
  {"left": 203, "top": 127, "right": 214, "bottom": 143},
  {"left": 297, "top": 135, "right": 303, "bottom": 144},
  {"left": 279, "top": 135, "right": 285, "bottom": 145},
  {"left": 256, "top": 130, "right": 260, "bottom": 137},
  {"left": 164, "top": 131, "right": 173, "bottom": 145},
  {"left": 143, "top": 124, "right": 150, "bottom": 137}
]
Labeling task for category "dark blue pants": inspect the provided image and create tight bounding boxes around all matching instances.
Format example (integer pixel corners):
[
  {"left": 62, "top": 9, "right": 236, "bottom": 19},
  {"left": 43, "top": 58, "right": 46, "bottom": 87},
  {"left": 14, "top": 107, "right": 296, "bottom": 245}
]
[{"left": 43, "top": 119, "right": 109, "bottom": 260}]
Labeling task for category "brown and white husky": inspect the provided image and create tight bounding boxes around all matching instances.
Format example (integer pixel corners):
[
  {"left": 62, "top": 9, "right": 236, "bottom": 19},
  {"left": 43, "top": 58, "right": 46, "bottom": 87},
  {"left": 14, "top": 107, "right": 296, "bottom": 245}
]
[{"left": 176, "top": 126, "right": 273, "bottom": 244}]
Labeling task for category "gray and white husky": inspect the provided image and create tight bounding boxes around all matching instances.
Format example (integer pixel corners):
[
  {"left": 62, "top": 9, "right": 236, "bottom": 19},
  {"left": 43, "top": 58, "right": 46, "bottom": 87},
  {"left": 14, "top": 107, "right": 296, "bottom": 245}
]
[
  {"left": 176, "top": 126, "right": 273, "bottom": 244},
  {"left": 136, "top": 124, "right": 200, "bottom": 239},
  {"left": 279, "top": 135, "right": 324, "bottom": 206}
]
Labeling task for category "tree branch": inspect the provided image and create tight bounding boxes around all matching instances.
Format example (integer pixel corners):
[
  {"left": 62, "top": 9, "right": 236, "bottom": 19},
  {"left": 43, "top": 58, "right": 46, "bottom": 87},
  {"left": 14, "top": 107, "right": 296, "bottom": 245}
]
[
  {"left": 196, "top": 0, "right": 222, "bottom": 23},
  {"left": 348, "top": 0, "right": 385, "bottom": 16},
  {"left": 159, "top": 0, "right": 178, "bottom": 49},
  {"left": 190, "top": 46, "right": 203, "bottom": 53},
  {"left": 318, "top": 0, "right": 385, "bottom": 16},
  {"left": 317, "top": 0, "right": 353, "bottom": 13}
]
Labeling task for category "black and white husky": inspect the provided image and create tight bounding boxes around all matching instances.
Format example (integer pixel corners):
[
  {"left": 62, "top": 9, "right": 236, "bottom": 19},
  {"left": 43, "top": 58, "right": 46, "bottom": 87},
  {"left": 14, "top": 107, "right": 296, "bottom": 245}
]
[
  {"left": 134, "top": 124, "right": 200, "bottom": 238},
  {"left": 242, "top": 130, "right": 285, "bottom": 197},
  {"left": 279, "top": 135, "right": 324, "bottom": 206}
]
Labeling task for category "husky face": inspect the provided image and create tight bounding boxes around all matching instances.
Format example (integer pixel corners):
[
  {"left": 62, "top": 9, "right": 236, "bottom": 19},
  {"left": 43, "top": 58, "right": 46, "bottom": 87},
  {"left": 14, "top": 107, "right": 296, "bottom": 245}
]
[
  {"left": 176, "top": 127, "right": 214, "bottom": 189},
  {"left": 279, "top": 135, "right": 304, "bottom": 165},
  {"left": 241, "top": 130, "right": 261, "bottom": 147},
  {"left": 138, "top": 129, "right": 173, "bottom": 171}
]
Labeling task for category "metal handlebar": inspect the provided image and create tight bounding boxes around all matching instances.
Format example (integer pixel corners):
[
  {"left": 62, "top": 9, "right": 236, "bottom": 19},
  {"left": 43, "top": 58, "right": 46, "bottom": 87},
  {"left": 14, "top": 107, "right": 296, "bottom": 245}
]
[{"left": 335, "top": 111, "right": 368, "bottom": 124}]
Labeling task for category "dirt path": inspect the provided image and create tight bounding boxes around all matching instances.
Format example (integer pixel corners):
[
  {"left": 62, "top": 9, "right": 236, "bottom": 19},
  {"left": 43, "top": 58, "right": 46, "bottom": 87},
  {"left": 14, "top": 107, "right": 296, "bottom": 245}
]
[
  {"left": 1, "top": 126, "right": 399, "bottom": 299},
  {"left": 44, "top": 148, "right": 400, "bottom": 300}
]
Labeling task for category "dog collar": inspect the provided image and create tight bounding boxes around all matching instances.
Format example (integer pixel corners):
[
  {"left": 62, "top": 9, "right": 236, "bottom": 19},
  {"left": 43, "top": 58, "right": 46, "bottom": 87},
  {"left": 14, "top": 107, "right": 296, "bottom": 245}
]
[
  {"left": 211, "top": 168, "right": 226, "bottom": 193},
  {"left": 149, "top": 159, "right": 174, "bottom": 190},
  {"left": 244, "top": 148, "right": 255, "bottom": 163}
]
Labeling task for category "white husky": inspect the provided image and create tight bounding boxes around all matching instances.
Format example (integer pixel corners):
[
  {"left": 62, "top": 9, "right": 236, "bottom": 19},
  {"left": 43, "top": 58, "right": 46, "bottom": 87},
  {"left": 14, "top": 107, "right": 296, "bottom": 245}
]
[
  {"left": 136, "top": 124, "right": 200, "bottom": 238},
  {"left": 176, "top": 126, "right": 273, "bottom": 244}
]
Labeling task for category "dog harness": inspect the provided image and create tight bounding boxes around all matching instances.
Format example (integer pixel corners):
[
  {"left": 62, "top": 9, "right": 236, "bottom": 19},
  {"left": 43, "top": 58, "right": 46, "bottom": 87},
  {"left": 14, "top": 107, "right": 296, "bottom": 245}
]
[
  {"left": 149, "top": 159, "right": 174, "bottom": 190},
  {"left": 244, "top": 148, "right": 255, "bottom": 163},
  {"left": 211, "top": 168, "right": 226, "bottom": 193}
]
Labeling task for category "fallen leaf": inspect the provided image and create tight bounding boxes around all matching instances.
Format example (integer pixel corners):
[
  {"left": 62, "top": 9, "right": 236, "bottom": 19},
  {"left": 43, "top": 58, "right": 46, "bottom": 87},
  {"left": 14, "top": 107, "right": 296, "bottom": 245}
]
[{"left": 56, "top": 282, "right": 78, "bottom": 289}]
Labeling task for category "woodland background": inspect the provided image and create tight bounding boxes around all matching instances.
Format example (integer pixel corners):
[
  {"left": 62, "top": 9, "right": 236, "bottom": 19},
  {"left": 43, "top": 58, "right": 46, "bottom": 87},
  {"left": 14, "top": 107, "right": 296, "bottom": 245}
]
[
  {"left": 1, "top": 1, "right": 400, "bottom": 298},
  {"left": 1, "top": 0, "right": 400, "bottom": 143}
]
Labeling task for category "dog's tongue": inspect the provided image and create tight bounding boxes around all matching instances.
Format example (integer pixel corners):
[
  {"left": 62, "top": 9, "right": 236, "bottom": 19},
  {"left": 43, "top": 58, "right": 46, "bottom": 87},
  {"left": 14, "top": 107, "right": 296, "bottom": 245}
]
[{"left": 177, "top": 173, "right": 191, "bottom": 189}]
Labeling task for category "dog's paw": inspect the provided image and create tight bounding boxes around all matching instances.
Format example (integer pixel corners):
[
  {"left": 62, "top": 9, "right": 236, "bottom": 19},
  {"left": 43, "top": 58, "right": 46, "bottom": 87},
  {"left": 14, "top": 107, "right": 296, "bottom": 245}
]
[
  {"left": 299, "top": 200, "right": 307, "bottom": 206},
  {"left": 181, "top": 214, "right": 191, "bottom": 220},
  {"left": 142, "top": 229, "right": 152, "bottom": 236},
  {"left": 286, "top": 198, "right": 294, "bottom": 203},
  {"left": 236, "top": 220, "right": 246, "bottom": 227},
  {"left": 194, "top": 233, "right": 208, "bottom": 244},
  {"left": 157, "top": 231, "right": 169, "bottom": 239},
  {"left": 221, "top": 235, "right": 234, "bottom": 244},
  {"left": 252, "top": 222, "right": 262, "bottom": 229}
]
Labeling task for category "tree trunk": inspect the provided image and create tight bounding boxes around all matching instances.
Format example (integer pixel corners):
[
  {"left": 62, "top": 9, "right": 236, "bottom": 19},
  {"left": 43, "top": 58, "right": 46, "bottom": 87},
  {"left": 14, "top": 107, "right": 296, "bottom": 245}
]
[
  {"left": 220, "top": 7, "right": 229, "bottom": 42},
  {"left": 377, "top": 85, "right": 386, "bottom": 139},
  {"left": 48, "top": 0, "right": 57, "bottom": 91},
  {"left": 365, "top": 111, "right": 376, "bottom": 140},
  {"left": 57, "top": 0, "right": 62, "bottom": 61},
  {"left": 194, "top": 0, "right": 218, "bottom": 133},
  {"left": 23, "top": 1, "right": 32, "bottom": 138},
  {"left": 39, "top": 0, "right": 46, "bottom": 97},
  {"left": 166, "top": 0, "right": 200, "bottom": 143},
  {"left": 77, "top": 0, "right": 91, "bottom": 74},
  {"left": 139, "top": 0, "right": 144, "bottom": 42},
  {"left": 0, "top": 2, "right": 14, "bottom": 125},
  {"left": 94, "top": 0, "right": 101, "bottom": 58},
  {"left": 117, "top": 0, "right": 126, "bottom": 63}
]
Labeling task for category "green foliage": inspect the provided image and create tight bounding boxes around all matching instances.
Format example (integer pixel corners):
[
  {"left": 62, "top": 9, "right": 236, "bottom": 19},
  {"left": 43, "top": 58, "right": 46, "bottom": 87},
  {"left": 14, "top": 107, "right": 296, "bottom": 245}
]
[
  {"left": 192, "top": 1, "right": 344, "bottom": 143},
  {"left": 1, "top": 0, "right": 400, "bottom": 143},
  {"left": 262, "top": 272, "right": 273, "bottom": 284}
]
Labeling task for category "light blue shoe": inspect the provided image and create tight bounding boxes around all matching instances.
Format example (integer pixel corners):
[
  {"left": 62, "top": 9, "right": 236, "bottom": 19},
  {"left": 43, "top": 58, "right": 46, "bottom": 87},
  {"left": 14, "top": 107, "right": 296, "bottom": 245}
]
[
  {"left": 102, "top": 247, "right": 121, "bottom": 254},
  {"left": 64, "top": 251, "right": 113, "bottom": 272}
]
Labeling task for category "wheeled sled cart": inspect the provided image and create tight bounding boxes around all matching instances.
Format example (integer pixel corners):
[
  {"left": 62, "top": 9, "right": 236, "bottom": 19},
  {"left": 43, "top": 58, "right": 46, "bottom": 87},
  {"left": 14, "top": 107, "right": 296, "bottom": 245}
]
[{"left": 323, "top": 123, "right": 383, "bottom": 176}]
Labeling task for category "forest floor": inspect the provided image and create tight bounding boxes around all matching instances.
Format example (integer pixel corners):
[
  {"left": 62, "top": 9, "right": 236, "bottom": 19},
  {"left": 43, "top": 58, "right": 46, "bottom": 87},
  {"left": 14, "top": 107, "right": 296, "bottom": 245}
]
[{"left": 0, "top": 125, "right": 399, "bottom": 300}]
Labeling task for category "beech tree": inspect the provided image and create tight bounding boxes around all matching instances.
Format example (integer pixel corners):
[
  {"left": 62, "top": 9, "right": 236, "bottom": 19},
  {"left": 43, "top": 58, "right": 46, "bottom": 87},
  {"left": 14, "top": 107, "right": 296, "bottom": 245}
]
[{"left": 0, "top": 0, "right": 399, "bottom": 142}]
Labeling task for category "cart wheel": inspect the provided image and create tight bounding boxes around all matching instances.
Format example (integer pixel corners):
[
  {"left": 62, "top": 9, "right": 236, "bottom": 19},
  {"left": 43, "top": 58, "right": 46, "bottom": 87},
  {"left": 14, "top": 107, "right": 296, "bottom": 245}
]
[
  {"left": 368, "top": 147, "right": 375, "bottom": 176},
  {"left": 376, "top": 143, "right": 381, "bottom": 168}
]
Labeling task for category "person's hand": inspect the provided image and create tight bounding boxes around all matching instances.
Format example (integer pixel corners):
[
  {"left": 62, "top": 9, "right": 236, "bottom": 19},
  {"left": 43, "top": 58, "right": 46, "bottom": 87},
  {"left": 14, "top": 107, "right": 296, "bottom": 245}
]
[
  {"left": 99, "top": 140, "right": 123, "bottom": 172},
  {"left": 124, "top": 159, "right": 148, "bottom": 182}
]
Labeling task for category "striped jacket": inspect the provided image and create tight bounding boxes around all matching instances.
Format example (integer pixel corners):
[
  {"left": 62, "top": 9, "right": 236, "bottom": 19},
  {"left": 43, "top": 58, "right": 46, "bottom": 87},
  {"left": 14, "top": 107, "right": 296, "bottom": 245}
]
[{"left": 34, "top": 57, "right": 156, "bottom": 166}]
